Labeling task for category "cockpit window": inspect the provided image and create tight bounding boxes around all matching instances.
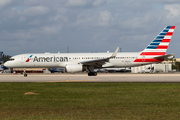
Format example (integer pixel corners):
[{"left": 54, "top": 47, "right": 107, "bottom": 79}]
[{"left": 9, "top": 58, "right": 15, "bottom": 61}]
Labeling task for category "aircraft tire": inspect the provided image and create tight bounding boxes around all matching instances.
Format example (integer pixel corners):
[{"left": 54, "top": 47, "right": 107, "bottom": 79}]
[
  {"left": 88, "top": 73, "right": 92, "bottom": 76},
  {"left": 93, "top": 72, "right": 97, "bottom": 76},
  {"left": 24, "top": 74, "right": 27, "bottom": 77},
  {"left": 88, "top": 72, "right": 97, "bottom": 76}
]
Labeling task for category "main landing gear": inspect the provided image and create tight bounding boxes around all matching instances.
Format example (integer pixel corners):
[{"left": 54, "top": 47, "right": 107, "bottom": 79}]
[
  {"left": 87, "top": 66, "right": 97, "bottom": 76},
  {"left": 88, "top": 72, "right": 97, "bottom": 76}
]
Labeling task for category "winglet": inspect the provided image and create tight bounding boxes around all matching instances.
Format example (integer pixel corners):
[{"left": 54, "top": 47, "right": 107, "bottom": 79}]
[{"left": 110, "top": 47, "right": 119, "bottom": 58}]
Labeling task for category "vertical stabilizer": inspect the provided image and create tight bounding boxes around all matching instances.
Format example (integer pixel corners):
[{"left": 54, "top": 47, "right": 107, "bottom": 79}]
[{"left": 134, "top": 26, "right": 175, "bottom": 62}]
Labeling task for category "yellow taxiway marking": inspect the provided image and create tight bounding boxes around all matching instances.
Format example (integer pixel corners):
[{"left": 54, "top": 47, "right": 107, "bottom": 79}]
[{"left": 46, "top": 79, "right": 98, "bottom": 82}]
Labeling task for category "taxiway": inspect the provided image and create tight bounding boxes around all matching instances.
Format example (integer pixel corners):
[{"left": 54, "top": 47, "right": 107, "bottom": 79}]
[{"left": 0, "top": 73, "right": 180, "bottom": 82}]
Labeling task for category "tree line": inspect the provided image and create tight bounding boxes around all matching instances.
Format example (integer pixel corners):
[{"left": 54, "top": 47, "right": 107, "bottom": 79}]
[
  {"left": 1, "top": 54, "right": 11, "bottom": 62},
  {"left": 170, "top": 58, "right": 180, "bottom": 71}
]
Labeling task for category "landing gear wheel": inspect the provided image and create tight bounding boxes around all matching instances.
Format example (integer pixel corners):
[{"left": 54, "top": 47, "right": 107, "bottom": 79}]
[
  {"left": 24, "top": 73, "right": 27, "bottom": 77},
  {"left": 93, "top": 72, "right": 97, "bottom": 76},
  {"left": 88, "top": 72, "right": 92, "bottom": 76},
  {"left": 88, "top": 72, "right": 97, "bottom": 76}
]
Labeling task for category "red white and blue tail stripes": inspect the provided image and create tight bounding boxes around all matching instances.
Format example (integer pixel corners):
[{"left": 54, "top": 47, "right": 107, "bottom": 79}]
[{"left": 134, "top": 26, "right": 175, "bottom": 62}]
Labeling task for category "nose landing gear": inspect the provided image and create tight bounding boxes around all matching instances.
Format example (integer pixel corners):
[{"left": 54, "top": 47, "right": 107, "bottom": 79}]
[{"left": 23, "top": 69, "right": 27, "bottom": 77}]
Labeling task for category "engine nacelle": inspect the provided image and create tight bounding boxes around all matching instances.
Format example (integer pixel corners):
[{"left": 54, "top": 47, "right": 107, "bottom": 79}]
[{"left": 66, "top": 64, "right": 84, "bottom": 73}]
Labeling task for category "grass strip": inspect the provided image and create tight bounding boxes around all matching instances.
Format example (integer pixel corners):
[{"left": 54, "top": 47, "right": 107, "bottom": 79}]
[{"left": 0, "top": 83, "right": 180, "bottom": 120}]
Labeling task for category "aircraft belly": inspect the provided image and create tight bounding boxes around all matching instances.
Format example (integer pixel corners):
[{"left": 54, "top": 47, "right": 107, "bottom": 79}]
[
  {"left": 131, "top": 62, "right": 153, "bottom": 67},
  {"left": 109, "top": 59, "right": 134, "bottom": 67},
  {"left": 17, "top": 62, "right": 64, "bottom": 68}
]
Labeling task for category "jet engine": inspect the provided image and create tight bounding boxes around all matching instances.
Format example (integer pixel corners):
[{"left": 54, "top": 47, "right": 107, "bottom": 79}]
[{"left": 66, "top": 64, "right": 86, "bottom": 73}]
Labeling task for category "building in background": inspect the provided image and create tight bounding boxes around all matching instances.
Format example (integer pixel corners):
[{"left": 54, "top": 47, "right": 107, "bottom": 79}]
[{"left": 131, "top": 63, "right": 172, "bottom": 73}]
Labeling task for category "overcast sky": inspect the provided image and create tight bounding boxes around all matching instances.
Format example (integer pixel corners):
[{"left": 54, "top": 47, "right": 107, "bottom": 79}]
[{"left": 0, "top": 0, "right": 180, "bottom": 57}]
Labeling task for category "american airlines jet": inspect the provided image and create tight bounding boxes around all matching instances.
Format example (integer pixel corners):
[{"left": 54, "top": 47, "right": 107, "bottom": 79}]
[{"left": 4, "top": 26, "right": 175, "bottom": 77}]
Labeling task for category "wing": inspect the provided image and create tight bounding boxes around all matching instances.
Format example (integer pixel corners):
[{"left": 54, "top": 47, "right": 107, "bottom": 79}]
[{"left": 80, "top": 47, "right": 119, "bottom": 66}]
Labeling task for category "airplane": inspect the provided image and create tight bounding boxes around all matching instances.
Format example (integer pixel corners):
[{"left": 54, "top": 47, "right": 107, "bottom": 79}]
[{"left": 4, "top": 26, "right": 175, "bottom": 77}]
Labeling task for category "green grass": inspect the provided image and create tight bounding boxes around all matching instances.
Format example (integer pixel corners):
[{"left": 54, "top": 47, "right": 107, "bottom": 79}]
[{"left": 0, "top": 83, "right": 180, "bottom": 120}]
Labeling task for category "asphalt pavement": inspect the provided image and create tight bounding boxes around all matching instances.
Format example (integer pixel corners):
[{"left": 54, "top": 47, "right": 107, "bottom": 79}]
[{"left": 0, "top": 73, "right": 180, "bottom": 82}]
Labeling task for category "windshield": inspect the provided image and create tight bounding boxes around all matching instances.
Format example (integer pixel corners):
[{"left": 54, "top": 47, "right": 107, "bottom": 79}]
[{"left": 9, "top": 58, "right": 15, "bottom": 61}]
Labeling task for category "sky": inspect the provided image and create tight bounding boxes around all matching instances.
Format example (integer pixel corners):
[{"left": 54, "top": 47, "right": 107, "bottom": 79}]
[{"left": 0, "top": 0, "right": 180, "bottom": 57}]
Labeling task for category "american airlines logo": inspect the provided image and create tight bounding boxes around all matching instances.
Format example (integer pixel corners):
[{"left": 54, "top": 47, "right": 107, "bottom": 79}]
[
  {"left": 26, "top": 55, "right": 33, "bottom": 62},
  {"left": 33, "top": 56, "right": 68, "bottom": 62}
]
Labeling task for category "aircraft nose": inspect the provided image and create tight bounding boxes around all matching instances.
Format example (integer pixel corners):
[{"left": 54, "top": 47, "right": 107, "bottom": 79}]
[{"left": 4, "top": 61, "right": 10, "bottom": 68}]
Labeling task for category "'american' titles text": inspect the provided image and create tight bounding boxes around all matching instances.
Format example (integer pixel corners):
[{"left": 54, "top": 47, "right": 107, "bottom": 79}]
[{"left": 33, "top": 56, "right": 68, "bottom": 62}]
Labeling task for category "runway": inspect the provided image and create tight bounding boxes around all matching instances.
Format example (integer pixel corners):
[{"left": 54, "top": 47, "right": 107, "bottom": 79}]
[{"left": 0, "top": 73, "right": 180, "bottom": 82}]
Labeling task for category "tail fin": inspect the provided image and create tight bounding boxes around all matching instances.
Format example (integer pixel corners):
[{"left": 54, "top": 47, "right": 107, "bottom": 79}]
[
  {"left": 134, "top": 26, "right": 175, "bottom": 62},
  {"left": 142, "top": 26, "right": 175, "bottom": 55}
]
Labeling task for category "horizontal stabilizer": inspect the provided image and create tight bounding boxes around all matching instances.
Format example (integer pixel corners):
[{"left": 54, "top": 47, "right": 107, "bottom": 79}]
[{"left": 153, "top": 54, "right": 175, "bottom": 61}]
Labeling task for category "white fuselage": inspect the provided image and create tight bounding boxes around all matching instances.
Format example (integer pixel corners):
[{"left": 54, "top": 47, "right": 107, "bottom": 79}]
[{"left": 4, "top": 52, "right": 152, "bottom": 69}]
